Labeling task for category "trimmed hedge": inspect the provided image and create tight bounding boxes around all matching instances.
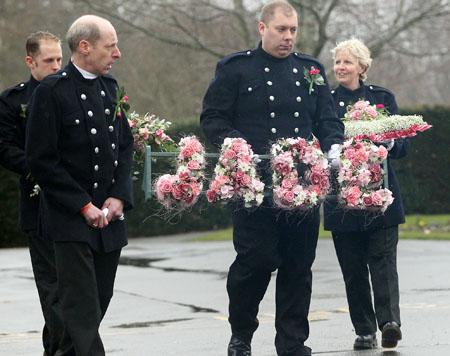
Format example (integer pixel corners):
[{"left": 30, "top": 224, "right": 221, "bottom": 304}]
[
  {"left": 396, "top": 106, "right": 450, "bottom": 214},
  {"left": 0, "top": 107, "right": 448, "bottom": 246}
]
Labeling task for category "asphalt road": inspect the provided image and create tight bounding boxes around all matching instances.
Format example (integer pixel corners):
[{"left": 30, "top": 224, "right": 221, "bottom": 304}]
[{"left": 1, "top": 234, "right": 449, "bottom": 355}]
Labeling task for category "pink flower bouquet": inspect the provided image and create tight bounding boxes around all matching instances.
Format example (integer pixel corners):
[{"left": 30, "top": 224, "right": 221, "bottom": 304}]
[
  {"left": 337, "top": 138, "right": 394, "bottom": 212},
  {"left": 154, "top": 136, "right": 205, "bottom": 209},
  {"left": 271, "top": 137, "right": 330, "bottom": 210},
  {"left": 343, "top": 100, "right": 432, "bottom": 142},
  {"left": 207, "top": 137, "right": 265, "bottom": 208}
]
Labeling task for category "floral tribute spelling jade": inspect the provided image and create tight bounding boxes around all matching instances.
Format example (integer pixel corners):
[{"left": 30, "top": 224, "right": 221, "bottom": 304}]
[
  {"left": 271, "top": 137, "right": 330, "bottom": 210},
  {"left": 207, "top": 138, "right": 265, "bottom": 208},
  {"left": 337, "top": 138, "right": 394, "bottom": 212},
  {"left": 154, "top": 136, "right": 205, "bottom": 209}
]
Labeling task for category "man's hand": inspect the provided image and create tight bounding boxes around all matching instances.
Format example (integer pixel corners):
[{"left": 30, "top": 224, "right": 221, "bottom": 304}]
[
  {"left": 101, "top": 197, "right": 124, "bottom": 222},
  {"left": 81, "top": 203, "right": 109, "bottom": 229}
]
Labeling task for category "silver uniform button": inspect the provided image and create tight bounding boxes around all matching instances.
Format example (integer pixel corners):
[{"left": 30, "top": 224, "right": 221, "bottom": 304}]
[
  {"left": 111, "top": 143, "right": 116, "bottom": 150},
  {"left": 296, "top": 81, "right": 300, "bottom": 86},
  {"left": 271, "top": 128, "right": 277, "bottom": 134},
  {"left": 94, "top": 147, "right": 99, "bottom": 154},
  {"left": 294, "top": 112, "right": 299, "bottom": 118},
  {"left": 93, "top": 182, "right": 98, "bottom": 189},
  {"left": 370, "top": 86, "right": 374, "bottom": 90},
  {"left": 91, "top": 128, "right": 97, "bottom": 135},
  {"left": 75, "top": 119, "right": 80, "bottom": 124},
  {"left": 101, "top": 90, "right": 106, "bottom": 97},
  {"left": 81, "top": 94, "right": 87, "bottom": 100},
  {"left": 247, "top": 87, "right": 253, "bottom": 92},
  {"left": 294, "top": 128, "right": 299, "bottom": 133},
  {"left": 112, "top": 178, "right": 115, "bottom": 184},
  {"left": 114, "top": 160, "right": 118, "bottom": 167},
  {"left": 270, "top": 112, "right": 276, "bottom": 118},
  {"left": 331, "top": 90, "right": 335, "bottom": 94},
  {"left": 296, "top": 96, "right": 302, "bottom": 102},
  {"left": 339, "top": 101, "right": 345, "bottom": 107},
  {"left": 269, "top": 96, "right": 275, "bottom": 101},
  {"left": 246, "top": 50, "right": 251, "bottom": 55},
  {"left": 61, "top": 72, "right": 67, "bottom": 77},
  {"left": 109, "top": 126, "right": 114, "bottom": 132},
  {"left": 264, "top": 67, "right": 270, "bottom": 73},
  {"left": 267, "top": 81, "right": 273, "bottom": 86},
  {"left": 94, "top": 165, "right": 99, "bottom": 171},
  {"left": 105, "top": 108, "right": 111, "bottom": 115},
  {"left": 88, "top": 110, "right": 93, "bottom": 117},
  {"left": 293, "top": 68, "right": 298, "bottom": 74},
  {"left": 20, "top": 83, "right": 25, "bottom": 87}
]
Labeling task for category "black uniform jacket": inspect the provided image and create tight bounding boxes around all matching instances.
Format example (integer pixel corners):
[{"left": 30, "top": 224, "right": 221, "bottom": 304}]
[
  {"left": 0, "top": 76, "right": 39, "bottom": 231},
  {"left": 26, "top": 61, "right": 134, "bottom": 252},
  {"left": 200, "top": 43, "right": 344, "bottom": 159},
  {"left": 323, "top": 82, "right": 409, "bottom": 232}
]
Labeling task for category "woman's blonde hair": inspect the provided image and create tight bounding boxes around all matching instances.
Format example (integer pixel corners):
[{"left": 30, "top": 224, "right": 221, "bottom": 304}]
[{"left": 331, "top": 38, "right": 372, "bottom": 81}]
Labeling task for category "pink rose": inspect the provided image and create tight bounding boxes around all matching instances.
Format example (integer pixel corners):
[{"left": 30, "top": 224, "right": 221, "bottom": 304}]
[
  {"left": 180, "top": 146, "right": 194, "bottom": 159},
  {"left": 309, "top": 67, "right": 320, "bottom": 75},
  {"left": 342, "top": 186, "right": 362, "bottom": 206},
  {"left": 377, "top": 145, "right": 388, "bottom": 160},
  {"left": 376, "top": 103, "right": 385, "bottom": 109},
  {"left": 364, "top": 106, "right": 378, "bottom": 118},
  {"left": 223, "top": 149, "right": 237, "bottom": 160},
  {"left": 284, "top": 190, "right": 295, "bottom": 203},
  {"left": 241, "top": 174, "right": 252, "bottom": 186},
  {"left": 371, "top": 191, "right": 383, "bottom": 206},
  {"left": 187, "top": 160, "right": 201, "bottom": 170},
  {"left": 282, "top": 179, "right": 294, "bottom": 189},
  {"left": 363, "top": 195, "right": 373, "bottom": 206},
  {"left": 139, "top": 127, "right": 150, "bottom": 140}
]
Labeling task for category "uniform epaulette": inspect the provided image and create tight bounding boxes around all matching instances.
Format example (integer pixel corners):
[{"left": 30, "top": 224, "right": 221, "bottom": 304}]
[
  {"left": 2, "top": 82, "right": 27, "bottom": 97},
  {"left": 367, "top": 84, "right": 394, "bottom": 96},
  {"left": 292, "top": 52, "right": 323, "bottom": 68},
  {"left": 40, "top": 70, "right": 69, "bottom": 87},
  {"left": 219, "top": 49, "right": 254, "bottom": 65}
]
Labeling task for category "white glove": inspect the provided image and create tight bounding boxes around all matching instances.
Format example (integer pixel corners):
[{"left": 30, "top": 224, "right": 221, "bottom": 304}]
[
  {"left": 327, "top": 144, "right": 341, "bottom": 168},
  {"left": 382, "top": 139, "right": 395, "bottom": 151}
]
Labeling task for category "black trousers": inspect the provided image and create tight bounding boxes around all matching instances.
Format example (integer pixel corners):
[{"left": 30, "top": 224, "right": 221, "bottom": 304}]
[
  {"left": 332, "top": 226, "right": 401, "bottom": 335},
  {"left": 28, "top": 230, "right": 64, "bottom": 356},
  {"left": 54, "top": 242, "right": 121, "bottom": 356},
  {"left": 227, "top": 205, "right": 319, "bottom": 356}
]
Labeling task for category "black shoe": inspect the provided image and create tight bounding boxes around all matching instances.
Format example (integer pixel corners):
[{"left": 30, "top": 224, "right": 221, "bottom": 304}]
[
  {"left": 228, "top": 335, "right": 251, "bottom": 356},
  {"left": 353, "top": 333, "right": 377, "bottom": 350},
  {"left": 382, "top": 321, "right": 402, "bottom": 348}
]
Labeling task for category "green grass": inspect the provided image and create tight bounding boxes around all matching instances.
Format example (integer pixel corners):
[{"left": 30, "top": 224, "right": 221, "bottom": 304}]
[{"left": 191, "top": 214, "right": 450, "bottom": 242}]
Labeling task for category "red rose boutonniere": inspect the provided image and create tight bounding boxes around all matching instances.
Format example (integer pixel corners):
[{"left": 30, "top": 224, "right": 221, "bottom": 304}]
[
  {"left": 113, "top": 86, "right": 130, "bottom": 121},
  {"left": 303, "top": 66, "right": 325, "bottom": 95}
]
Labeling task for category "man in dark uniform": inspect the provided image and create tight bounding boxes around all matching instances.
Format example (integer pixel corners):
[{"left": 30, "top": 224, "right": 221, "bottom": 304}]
[
  {"left": 0, "top": 31, "right": 63, "bottom": 355},
  {"left": 200, "top": 1, "right": 344, "bottom": 355},
  {"left": 26, "top": 15, "right": 133, "bottom": 356}
]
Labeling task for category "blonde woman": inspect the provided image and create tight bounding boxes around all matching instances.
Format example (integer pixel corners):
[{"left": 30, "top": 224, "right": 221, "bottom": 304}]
[{"left": 323, "top": 38, "right": 408, "bottom": 350}]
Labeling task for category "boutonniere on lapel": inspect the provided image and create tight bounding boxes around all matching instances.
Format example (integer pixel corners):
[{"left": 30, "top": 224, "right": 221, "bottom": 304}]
[
  {"left": 20, "top": 104, "right": 28, "bottom": 118},
  {"left": 113, "top": 86, "right": 130, "bottom": 121},
  {"left": 303, "top": 66, "right": 325, "bottom": 94}
]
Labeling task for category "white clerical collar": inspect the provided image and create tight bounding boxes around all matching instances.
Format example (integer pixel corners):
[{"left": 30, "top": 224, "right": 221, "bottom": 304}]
[{"left": 72, "top": 61, "right": 98, "bottom": 79}]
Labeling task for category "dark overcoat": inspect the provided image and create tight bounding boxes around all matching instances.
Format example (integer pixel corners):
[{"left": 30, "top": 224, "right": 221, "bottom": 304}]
[
  {"left": 26, "top": 61, "right": 134, "bottom": 252},
  {"left": 0, "top": 77, "right": 40, "bottom": 231},
  {"left": 200, "top": 43, "right": 344, "bottom": 157},
  {"left": 323, "top": 83, "right": 409, "bottom": 232}
]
